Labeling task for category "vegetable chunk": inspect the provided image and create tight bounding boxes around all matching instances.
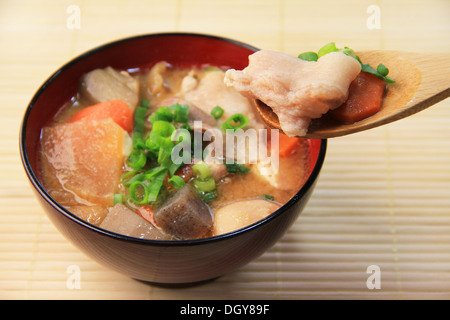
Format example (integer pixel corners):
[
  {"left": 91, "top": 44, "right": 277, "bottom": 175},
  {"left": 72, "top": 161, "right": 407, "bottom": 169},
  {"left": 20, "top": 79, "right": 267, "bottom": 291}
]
[
  {"left": 214, "top": 199, "right": 281, "bottom": 235},
  {"left": 40, "top": 118, "right": 125, "bottom": 208},
  {"left": 329, "top": 71, "right": 386, "bottom": 123},
  {"left": 100, "top": 204, "right": 172, "bottom": 240},
  {"left": 154, "top": 185, "right": 213, "bottom": 239},
  {"left": 70, "top": 99, "right": 134, "bottom": 132},
  {"left": 80, "top": 67, "right": 139, "bottom": 111}
]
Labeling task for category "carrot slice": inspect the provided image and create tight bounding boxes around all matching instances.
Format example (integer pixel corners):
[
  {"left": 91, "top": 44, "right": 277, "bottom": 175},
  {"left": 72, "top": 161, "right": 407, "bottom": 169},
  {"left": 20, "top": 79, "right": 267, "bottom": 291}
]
[
  {"left": 70, "top": 100, "right": 133, "bottom": 132},
  {"left": 276, "top": 133, "right": 301, "bottom": 157},
  {"left": 330, "top": 71, "right": 386, "bottom": 123},
  {"left": 137, "top": 205, "right": 157, "bottom": 226}
]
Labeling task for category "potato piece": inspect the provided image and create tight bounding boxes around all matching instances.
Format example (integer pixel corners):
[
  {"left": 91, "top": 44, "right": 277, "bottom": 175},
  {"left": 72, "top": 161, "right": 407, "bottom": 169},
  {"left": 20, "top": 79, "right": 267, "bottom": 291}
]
[
  {"left": 100, "top": 204, "right": 172, "bottom": 240},
  {"left": 214, "top": 199, "right": 281, "bottom": 235},
  {"left": 80, "top": 67, "right": 139, "bottom": 111},
  {"left": 154, "top": 185, "right": 213, "bottom": 240}
]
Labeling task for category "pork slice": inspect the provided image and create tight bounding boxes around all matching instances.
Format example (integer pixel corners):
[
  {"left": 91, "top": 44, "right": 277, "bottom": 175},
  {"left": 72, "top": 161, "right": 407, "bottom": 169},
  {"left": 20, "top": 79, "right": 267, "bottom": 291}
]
[
  {"left": 154, "top": 185, "right": 213, "bottom": 240},
  {"left": 182, "top": 70, "right": 264, "bottom": 129},
  {"left": 100, "top": 203, "right": 172, "bottom": 240},
  {"left": 80, "top": 67, "right": 139, "bottom": 111},
  {"left": 224, "top": 50, "right": 361, "bottom": 136}
]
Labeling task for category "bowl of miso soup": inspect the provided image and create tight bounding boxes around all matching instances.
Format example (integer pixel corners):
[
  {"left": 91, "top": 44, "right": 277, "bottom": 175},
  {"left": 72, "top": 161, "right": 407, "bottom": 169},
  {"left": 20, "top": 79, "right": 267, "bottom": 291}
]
[{"left": 20, "top": 33, "right": 326, "bottom": 284}]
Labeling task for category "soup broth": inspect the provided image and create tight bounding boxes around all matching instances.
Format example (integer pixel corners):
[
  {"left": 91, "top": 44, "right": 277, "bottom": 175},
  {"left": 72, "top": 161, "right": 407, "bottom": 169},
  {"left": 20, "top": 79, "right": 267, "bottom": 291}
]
[{"left": 39, "top": 62, "right": 310, "bottom": 240}]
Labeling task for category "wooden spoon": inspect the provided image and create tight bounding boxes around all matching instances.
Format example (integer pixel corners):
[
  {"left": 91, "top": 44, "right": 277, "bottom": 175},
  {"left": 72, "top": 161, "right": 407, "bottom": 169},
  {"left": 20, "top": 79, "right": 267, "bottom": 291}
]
[{"left": 255, "top": 51, "right": 450, "bottom": 139}]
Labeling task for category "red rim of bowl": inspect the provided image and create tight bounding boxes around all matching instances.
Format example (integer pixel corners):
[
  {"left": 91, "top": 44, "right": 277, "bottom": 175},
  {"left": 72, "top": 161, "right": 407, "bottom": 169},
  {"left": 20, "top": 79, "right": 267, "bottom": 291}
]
[{"left": 19, "top": 32, "right": 327, "bottom": 246}]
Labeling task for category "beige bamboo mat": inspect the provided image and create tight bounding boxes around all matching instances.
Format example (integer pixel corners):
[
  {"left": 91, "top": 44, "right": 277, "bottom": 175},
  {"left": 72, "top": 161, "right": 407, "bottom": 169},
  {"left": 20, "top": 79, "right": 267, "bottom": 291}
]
[{"left": 1, "top": 0, "right": 449, "bottom": 300}]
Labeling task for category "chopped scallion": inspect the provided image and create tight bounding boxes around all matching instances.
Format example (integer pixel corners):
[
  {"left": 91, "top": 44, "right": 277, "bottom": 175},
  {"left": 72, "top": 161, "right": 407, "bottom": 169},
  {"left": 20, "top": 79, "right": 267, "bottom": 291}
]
[
  {"left": 122, "top": 172, "right": 146, "bottom": 187},
  {"left": 225, "top": 162, "right": 250, "bottom": 175},
  {"left": 222, "top": 113, "right": 249, "bottom": 131},
  {"left": 202, "top": 191, "right": 218, "bottom": 203},
  {"left": 211, "top": 106, "right": 224, "bottom": 119},
  {"left": 298, "top": 52, "right": 318, "bottom": 62},
  {"left": 193, "top": 177, "right": 216, "bottom": 193},
  {"left": 168, "top": 161, "right": 183, "bottom": 177},
  {"left": 317, "top": 42, "right": 338, "bottom": 58},
  {"left": 147, "top": 170, "right": 167, "bottom": 202},
  {"left": 126, "top": 149, "right": 146, "bottom": 170},
  {"left": 132, "top": 104, "right": 149, "bottom": 149},
  {"left": 113, "top": 193, "right": 123, "bottom": 205},
  {"left": 168, "top": 175, "right": 185, "bottom": 189},
  {"left": 171, "top": 129, "right": 191, "bottom": 144},
  {"left": 141, "top": 99, "right": 149, "bottom": 108},
  {"left": 299, "top": 43, "right": 395, "bottom": 84},
  {"left": 143, "top": 166, "right": 166, "bottom": 180},
  {"left": 170, "top": 104, "right": 189, "bottom": 123},
  {"left": 377, "top": 63, "right": 389, "bottom": 77},
  {"left": 149, "top": 106, "right": 174, "bottom": 123},
  {"left": 157, "top": 136, "right": 174, "bottom": 168},
  {"left": 129, "top": 181, "right": 149, "bottom": 204},
  {"left": 193, "top": 161, "right": 212, "bottom": 180}
]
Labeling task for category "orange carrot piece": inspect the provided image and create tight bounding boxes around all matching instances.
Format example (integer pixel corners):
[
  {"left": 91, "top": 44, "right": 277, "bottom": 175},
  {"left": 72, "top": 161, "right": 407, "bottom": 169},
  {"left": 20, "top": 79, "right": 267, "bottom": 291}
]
[
  {"left": 137, "top": 205, "right": 157, "bottom": 226},
  {"left": 276, "top": 133, "right": 301, "bottom": 157},
  {"left": 70, "top": 100, "right": 133, "bottom": 132},
  {"left": 330, "top": 71, "right": 386, "bottom": 124}
]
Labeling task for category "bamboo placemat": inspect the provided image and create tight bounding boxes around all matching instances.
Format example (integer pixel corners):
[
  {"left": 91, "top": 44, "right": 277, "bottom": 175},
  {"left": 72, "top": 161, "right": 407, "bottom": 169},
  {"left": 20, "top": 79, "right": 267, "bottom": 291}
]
[{"left": 1, "top": 0, "right": 449, "bottom": 300}]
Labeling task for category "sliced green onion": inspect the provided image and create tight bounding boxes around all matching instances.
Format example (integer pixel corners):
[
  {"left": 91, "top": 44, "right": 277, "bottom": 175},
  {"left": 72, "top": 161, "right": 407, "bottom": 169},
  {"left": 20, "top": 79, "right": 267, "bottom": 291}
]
[
  {"left": 149, "top": 106, "right": 174, "bottom": 123},
  {"left": 305, "top": 42, "right": 395, "bottom": 84},
  {"left": 193, "top": 177, "right": 216, "bottom": 193},
  {"left": 180, "top": 122, "right": 191, "bottom": 131},
  {"left": 143, "top": 165, "right": 166, "bottom": 180},
  {"left": 211, "top": 106, "right": 224, "bottom": 119},
  {"left": 146, "top": 121, "right": 176, "bottom": 151},
  {"left": 337, "top": 46, "right": 359, "bottom": 60},
  {"left": 129, "top": 181, "right": 150, "bottom": 204},
  {"left": 193, "top": 161, "right": 212, "bottom": 180},
  {"left": 168, "top": 175, "right": 185, "bottom": 189},
  {"left": 202, "top": 191, "right": 218, "bottom": 203},
  {"left": 113, "top": 193, "right": 123, "bottom": 205},
  {"left": 263, "top": 194, "right": 275, "bottom": 201},
  {"left": 225, "top": 162, "right": 250, "bottom": 175},
  {"left": 361, "top": 64, "right": 396, "bottom": 83},
  {"left": 222, "top": 113, "right": 249, "bottom": 131},
  {"left": 377, "top": 64, "right": 389, "bottom": 77},
  {"left": 147, "top": 170, "right": 167, "bottom": 202},
  {"left": 318, "top": 42, "right": 338, "bottom": 58},
  {"left": 132, "top": 104, "right": 149, "bottom": 149},
  {"left": 152, "top": 120, "right": 176, "bottom": 138},
  {"left": 122, "top": 172, "right": 146, "bottom": 186},
  {"left": 170, "top": 104, "right": 189, "bottom": 123},
  {"left": 298, "top": 51, "right": 318, "bottom": 62},
  {"left": 168, "top": 161, "right": 183, "bottom": 177},
  {"left": 171, "top": 129, "right": 191, "bottom": 144},
  {"left": 126, "top": 149, "right": 146, "bottom": 170},
  {"left": 121, "top": 169, "right": 138, "bottom": 181},
  {"left": 157, "top": 136, "right": 174, "bottom": 168}
]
